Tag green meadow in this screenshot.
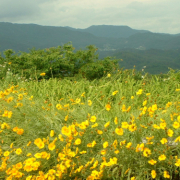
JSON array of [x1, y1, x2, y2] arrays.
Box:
[[1, 45, 180, 179]]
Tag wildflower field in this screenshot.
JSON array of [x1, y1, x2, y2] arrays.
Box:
[[1, 67, 180, 180]]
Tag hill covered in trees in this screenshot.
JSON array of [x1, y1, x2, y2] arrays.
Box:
[[0, 22, 180, 74]]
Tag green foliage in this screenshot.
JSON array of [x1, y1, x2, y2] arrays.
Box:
[[79, 57, 119, 80], [99, 48, 180, 74], [1, 67, 180, 179], [0, 43, 120, 81]]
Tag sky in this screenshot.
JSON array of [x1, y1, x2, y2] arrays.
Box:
[[0, 0, 179, 34]]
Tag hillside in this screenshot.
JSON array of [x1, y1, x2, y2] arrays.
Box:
[[1, 22, 180, 74], [65, 25, 150, 38], [1, 22, 180, 54], [99, 48, 180, 74]]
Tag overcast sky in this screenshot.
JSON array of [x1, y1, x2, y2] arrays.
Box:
[[0, 0, 179, 34]]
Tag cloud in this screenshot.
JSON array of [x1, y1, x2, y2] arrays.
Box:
[[0, 0, 179, 34]]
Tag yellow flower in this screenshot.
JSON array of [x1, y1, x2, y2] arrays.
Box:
[[103, 141, 109, 148], [112, 90, 118, 96], [48, 142, 56, 151], [120, 140, 126, 146], [7, 96, 13, 103], [160, 122, 166, 129], [101, 150, 106, 155], [87, 140, 96, 147], [113, 140, 118, 148], [16, 162, 23, 169], [128, 124, 137, 132], [90, 160, 99, 170], [40, 73, 46, 76], [56, 104, 62, 110], [91, 123, 98, 128], [50, 130, 54, 137], [174, 136, 180, 142], [173, 121, 180, 129], [143, 148, 151, 157], [92, 140, 96, 147], [131, 96, 134, 99], [34, 153, 42, 158], [167, 129, 174, 137], [64, 115, 68, 121], [10, 143, 13, 148], [75, 165, 84, 173], [41, 152, 49, 159], [175, 159, 180, 167], [148, 159, 157, 165], [74, 138, 81, 145], [125, 168, 130, 174], [121, 122, 129, 129], [107, 73, 111, 77], [4, 151, 10, 157], [75, 98, 81, 104], [137, 143, 144, 152], [34, 138, 45, 149], [104, 121, 110, 128], [16, 103, 23, 107], [88, 100, 92, 106], [126, 142, 132, 149], [26, 153, 32, 157], [61, 126, 71, 137], [114, 150, 119, 154], [143, 100, 147, 106], [26, 175, 33, 180], [114, 117, 118, 124], [18, 94, 23, 100], [2, 110, 12, 118], [158, 154, 166, 161], [166, 102, 172, 108], [79, 122, 87, 129], [81, 92, 85, 97], [58, 134, 64, 141], [160, 138, 168, 144], [16, 148, 22, 155], [153, 124, 160, 129], [17, 128, 24, 135], [164, 171, 170, 178], [80, 151, 87, 154], [176, 89, 180, 91], [151, 170, 156, 179], [131, 177, 135, 180], [136, 89, 143, 95], [115, 128, 123, 136], [177, 115, 180, 122], [105, 104, 111, 111], [90, 116, 97, 122], [121, 104, 126, 112], [97, 130, 103, 134], [152, 104, 157, 111]]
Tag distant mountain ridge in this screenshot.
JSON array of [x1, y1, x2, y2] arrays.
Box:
[[1, 22, 180, 75], [0, 22, 180, 53], [65, 25, 150, 38]]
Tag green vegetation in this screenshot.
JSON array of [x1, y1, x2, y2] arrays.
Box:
[[1, 23, 180, 75], [1, 44, 180, 179], [0, 43, 119, 81], [99, 48, 180, 74]]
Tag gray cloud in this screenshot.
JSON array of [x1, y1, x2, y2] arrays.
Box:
[[0, 0, 179, 34]]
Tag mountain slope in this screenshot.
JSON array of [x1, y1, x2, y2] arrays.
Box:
[[0, 22, 180, 54], [66, 25, 150, 38]]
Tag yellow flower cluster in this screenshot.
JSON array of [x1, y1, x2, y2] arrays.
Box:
[[1, 78, 180, 180]]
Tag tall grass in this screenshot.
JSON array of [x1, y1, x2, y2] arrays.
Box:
[[1, 68, 180, 179]]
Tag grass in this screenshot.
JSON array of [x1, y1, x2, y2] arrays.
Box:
[[1, 68, 180, 179]]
